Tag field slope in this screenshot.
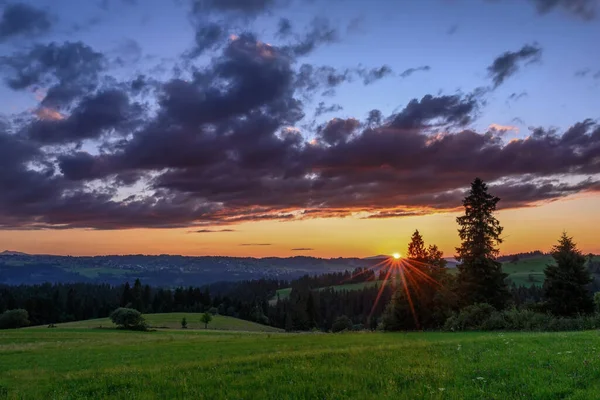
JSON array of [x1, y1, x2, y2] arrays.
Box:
[[2, 327, 600, 399], [45, 312, 283, 332]]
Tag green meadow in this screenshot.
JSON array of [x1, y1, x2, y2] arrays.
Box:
[[2, 318, 600, 399], [53, 312, 283, 332]]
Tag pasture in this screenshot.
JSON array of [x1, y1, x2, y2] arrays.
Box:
[[2, 322, 600, 399]]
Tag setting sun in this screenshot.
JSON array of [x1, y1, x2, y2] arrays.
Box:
[[392, 252, 401, 259]]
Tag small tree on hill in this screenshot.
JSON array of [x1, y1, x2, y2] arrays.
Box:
[[181, 317, 188, 329], [0, 309, 30, 329], [201, 312, 213, 329], [543, 233, 594, 316], [456, 178, 509, 309], [109, 307, 147, 331]]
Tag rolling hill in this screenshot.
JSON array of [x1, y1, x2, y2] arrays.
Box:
[[43, 313, 283, 333]]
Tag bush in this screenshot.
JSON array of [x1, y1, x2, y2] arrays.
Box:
[[444, 305, 600, 332], [109, 308, 148, 331], [0, 309, 30, 329], [208, 307, 218, 316], [443, 303, 496, 331], [331, 315, 353, 333]]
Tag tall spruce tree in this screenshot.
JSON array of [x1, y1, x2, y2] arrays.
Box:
[[456, 178, 509, 309], [407, 230, 428, 261], [543, 233, 594, 316]]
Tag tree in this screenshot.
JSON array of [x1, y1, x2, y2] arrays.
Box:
[[331, 315, 352, 332], [407, 230, 428, 261], [109, 308, 147, 331], [120, 283, 133, 307], [0, 309, 30, 329], [456, 178, 509, 309], [201, 312, 213, 329], [181, 317, 187, 329], [543, 233, 594, 316]]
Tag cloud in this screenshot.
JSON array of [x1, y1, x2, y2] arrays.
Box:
[[390, 94, 479, 131], [507, 92, 528, 102], [400, 65, 431, 78], [25, 89, 143, 144], [490, 0, 597, 20], [277, 18, 292, 38], [1, 41, 106, 108], [487, 44, 542, 88], [240, 243, 272, 246], [488, 123, 519, 133], [192, 0, 277, 16], [0, 21, 598, 231], [356, 65, 393, 84], [575, 68, 591, 77], [285, 17, 339, 57], [291, 248, 314, 251], [194, 229, 236, 233], [315, 102, 343, 117], [0, 3, 52, 41], [529, 0, 597, 20]]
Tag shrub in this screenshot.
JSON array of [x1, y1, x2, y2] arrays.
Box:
[[208, 307, 218, 316], [331, 315, 353, 333], [109, 308, 148, 331], [479, 311, 507, 330], [444, 306, 600, 332], [181, 317, 187, 329], [0, 309, 30, 329], [443, 303, 496, 331]]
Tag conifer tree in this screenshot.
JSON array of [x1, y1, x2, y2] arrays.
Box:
[[543, 233, 594, 316], [456, 178, 509, 309]]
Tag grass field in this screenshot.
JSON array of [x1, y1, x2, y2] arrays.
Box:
[[2, 326, 600, 399], [49, 313, 283, 332]]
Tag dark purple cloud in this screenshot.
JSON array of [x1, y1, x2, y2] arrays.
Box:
[[487, 44, 542, 87], [0, 3, 52, 41], [400, 65, 431, 78]]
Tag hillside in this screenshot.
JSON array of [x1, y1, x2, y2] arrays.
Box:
[[46, 313, 283, 332], [2, 328, 600, 398], [269, 254, 600, 302]]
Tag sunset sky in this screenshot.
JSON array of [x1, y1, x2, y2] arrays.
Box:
[[0, 0, 599, 257]]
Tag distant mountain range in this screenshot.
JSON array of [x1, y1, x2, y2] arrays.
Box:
[[0, 250, 29, 256]]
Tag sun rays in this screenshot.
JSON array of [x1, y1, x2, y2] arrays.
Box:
[[359, 255, 443, 328]]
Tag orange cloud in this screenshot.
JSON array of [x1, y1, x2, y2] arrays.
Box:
[[35, 107, 65, 121], [489, 123, 519, 133]]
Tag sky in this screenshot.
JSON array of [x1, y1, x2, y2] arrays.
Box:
[[0, 0, 599, 258]]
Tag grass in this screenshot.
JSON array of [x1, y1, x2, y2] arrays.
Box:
[[46, 313, 283, 332], [2, 327, 600, 399]]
